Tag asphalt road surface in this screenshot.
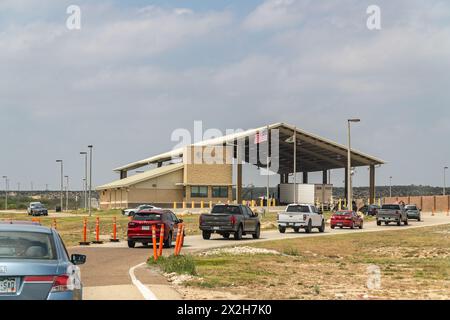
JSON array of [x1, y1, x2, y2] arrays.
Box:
[[69, 213, 450, 300]]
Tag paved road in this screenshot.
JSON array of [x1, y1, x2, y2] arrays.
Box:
[[69, 213, 450, 299]]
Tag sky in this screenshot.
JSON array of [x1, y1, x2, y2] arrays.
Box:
[[1, 0, 449, 190]]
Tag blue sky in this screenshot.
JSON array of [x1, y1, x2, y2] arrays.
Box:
[[1, 0, 450, 190]]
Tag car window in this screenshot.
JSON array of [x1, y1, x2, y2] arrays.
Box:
[[286, 205, 310, 213], [382, 205, 401, 210], [170, 212, 179, 222], [405, 206, 417, 210], [242, 206, 252, 217], [247, 207, 255, 216], [133, 213, 162, 221], [57, 233, 69, 261], [0, 231, 57, 260], [211, 205, 242, 214]]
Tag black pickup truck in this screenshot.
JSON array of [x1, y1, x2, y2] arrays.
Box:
[[199, 204, 261, 240]]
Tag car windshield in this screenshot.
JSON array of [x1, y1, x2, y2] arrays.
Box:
[[139, 205, 152, 209], [133, 213, 162, 221], [0, 231, 57, 260], [211, 205, 241, 214], [286, 205, 310, 213], [405, 206, 417, 210], [382, 205, 401, 210]]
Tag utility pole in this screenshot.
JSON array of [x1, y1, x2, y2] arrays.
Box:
[[266, 125, 270, 214], [88, 145, 93, 216], [65, 175, 69, 211], [389, 176, 393, 198], [56, 160, 64, 211], [2, 176, 8, 210], [444, 167, 448, 196], [347, 119, 360, 211], [80, 151, 88, 211]]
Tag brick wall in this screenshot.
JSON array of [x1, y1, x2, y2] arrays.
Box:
[[383, 195, 450, 212]]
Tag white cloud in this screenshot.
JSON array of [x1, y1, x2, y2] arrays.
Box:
[[243, 0, 302, 31]]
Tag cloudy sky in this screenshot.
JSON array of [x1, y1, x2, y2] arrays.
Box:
[[1, 0, 449, 190]]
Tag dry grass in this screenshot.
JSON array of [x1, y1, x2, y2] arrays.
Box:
[[176, 224, 450, 300]]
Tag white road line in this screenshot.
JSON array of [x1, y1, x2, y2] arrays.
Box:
[[129, 262, 158, 300]]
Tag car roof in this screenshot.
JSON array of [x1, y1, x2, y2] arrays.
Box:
[[0, 221, 53, 234], [287, 203, 311, 206]]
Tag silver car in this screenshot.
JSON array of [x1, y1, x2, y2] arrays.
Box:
[[0, 221, 86, 300]]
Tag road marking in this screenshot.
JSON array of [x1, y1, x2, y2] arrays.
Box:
[[129, 262, 158, 300]]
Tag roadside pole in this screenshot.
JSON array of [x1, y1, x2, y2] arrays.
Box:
[[88, 145, 93, 217]]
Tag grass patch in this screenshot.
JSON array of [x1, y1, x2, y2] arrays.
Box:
[[148, 254, 197, 276]]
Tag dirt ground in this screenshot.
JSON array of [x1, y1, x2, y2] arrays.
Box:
[[165, 224, 450, 300]]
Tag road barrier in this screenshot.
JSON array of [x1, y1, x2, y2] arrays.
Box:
[[158, 223, 165, 257], [151, 225, 158, 261], [175, 224, 185, 256], [92, 217, 103, 244], [110, 217, 120, 242], [79, 218, 90, 246], [174, 224, 182, 256], [52, 218, 57, 229]]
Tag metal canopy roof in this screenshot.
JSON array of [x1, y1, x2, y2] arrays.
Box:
[[113, 123, 385, 174]]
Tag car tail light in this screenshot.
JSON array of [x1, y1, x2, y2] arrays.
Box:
[[230, 215, 237, 225], [24, 275, 71, 292], [128, 222, 135, 228], [51, 275, 70, 292]]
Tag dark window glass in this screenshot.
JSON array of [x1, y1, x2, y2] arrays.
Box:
[[191, 186, 208, 198], [382, 205, 401, 210], [212, 186, 228, 198], [286, 205, 310, 213], [0, 231, 57, 260], [133, 213, 162, 221], [211, 205, 242, 215]]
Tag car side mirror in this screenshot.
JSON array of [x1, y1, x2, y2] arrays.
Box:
[[71, 254, 86, 265], [178, 219, 184, 223], [253, 212, 259, 217]]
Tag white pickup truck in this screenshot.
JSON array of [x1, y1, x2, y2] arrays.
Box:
[[277, 204, 325, 233]]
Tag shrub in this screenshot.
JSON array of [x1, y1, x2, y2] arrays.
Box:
[[148, 254, 197, 276]]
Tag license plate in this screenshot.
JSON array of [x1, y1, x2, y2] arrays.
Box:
[[142, 226, 150, 231], [0, 278, 16, 294], [336, 223, 343, 226], [213, 226, 220, 230]]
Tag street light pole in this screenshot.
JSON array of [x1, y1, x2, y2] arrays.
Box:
[[88, 145, 93, 216], [444, 167, 448, 196], [2, 176, 8, 210], [347, 119, 360, 211], [56, 160, 63, 211], [389, 176, 393, 198], [80, 152, 88, 211], [65, 175, 69, 211]]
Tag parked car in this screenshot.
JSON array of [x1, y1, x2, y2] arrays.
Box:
[[0, 221, 86, 300], [199, 204, 261, 240], [277, 204, 325, 234], [27, 202, 42, 215], [376, 204, 408, 226], [28, 204, 48, 216], [122, 204, 161, 217], [405, 205, 421, 221], [127, 209, 183, 248], [358, 204, 380, 216], [330, 210, 364, 229]]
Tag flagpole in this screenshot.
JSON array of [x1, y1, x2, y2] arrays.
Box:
[[294, 126, 297, 204]]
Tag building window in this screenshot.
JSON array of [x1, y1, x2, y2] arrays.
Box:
[[191, 186, 208, 198], [212, 186, 228, 198]]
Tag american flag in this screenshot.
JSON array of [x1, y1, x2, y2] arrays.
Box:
[[254, 129, 268, 144]]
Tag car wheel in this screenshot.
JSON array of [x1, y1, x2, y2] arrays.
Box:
[[404, 219, 408, 226], [385, 222, 389, 225], [293, 227, 300, 233], [252, 224, 261, 239], [319, 220, 325, 233], [164, 232, 173, 248], [279, 226, 286, 234], [359, 222, 363, 229], [377, 220, 381, 226], [127, 240, 135, 248], [305, 220, 312, 233], [222, 233, 230, 239], [397, 220, 401, 226], [234, 225, 243, 240], [418, 216, 421, 222], [202, 231, 211, 240], [331, 225, 335, 229], [350, 222, 355, 229]]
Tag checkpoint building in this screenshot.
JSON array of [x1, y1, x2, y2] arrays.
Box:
[[96, 123, 384, 209]]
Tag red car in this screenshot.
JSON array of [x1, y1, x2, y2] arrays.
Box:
[[330, 210, 364, 229], [127, 209, 184, 248]]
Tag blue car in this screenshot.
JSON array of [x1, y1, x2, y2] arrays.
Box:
[[0, 221, 86, 300]]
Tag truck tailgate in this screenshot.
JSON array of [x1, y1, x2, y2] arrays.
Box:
[[201, 214, 233, 226], [278, 213, 304, 223]]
